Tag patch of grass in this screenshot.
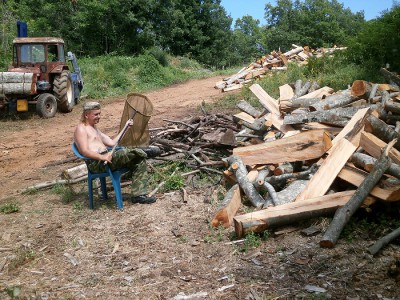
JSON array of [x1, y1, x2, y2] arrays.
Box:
[[204, 225, 227, 244], [0, 202, 19, 214], [236, 232, 262, 253], [8, 248, 36, 272], [51, 184, 76, 204]]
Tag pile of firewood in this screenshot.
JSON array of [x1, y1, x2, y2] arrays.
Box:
[[210, 67, 400, 254], [215, 44, 346, 92]]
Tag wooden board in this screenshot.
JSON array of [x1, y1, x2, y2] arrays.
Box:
[[279, 84, 294, 101], [296, 138, 357, 201], [360, 131, 400, 165], [233, 112, 256, 124], [233, 129, 332, 166], [337, 165, 400, 201], [234, 190, 355, 237], [249, 84, 280, 115]]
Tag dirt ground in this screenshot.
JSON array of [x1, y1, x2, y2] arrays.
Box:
[[1, 75, 400, 300]]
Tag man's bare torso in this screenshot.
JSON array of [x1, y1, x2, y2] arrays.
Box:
[[81, 124, 108, 153]]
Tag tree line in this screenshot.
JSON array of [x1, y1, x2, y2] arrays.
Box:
[[1, 0, 399, 72]]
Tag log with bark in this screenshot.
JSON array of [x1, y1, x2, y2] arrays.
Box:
[[223, 156, 265, 208], [320, 139, 396, 248]]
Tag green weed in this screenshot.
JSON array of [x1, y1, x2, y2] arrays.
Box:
[[0, 202, 19, 214], [52, 184, 76, 204]]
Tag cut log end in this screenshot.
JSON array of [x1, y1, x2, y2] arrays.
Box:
[[320, 239, 335, 248]]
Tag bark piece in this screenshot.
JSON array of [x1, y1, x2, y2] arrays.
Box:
[[320, 141, 394, 248], [233, 130, 332, 166]]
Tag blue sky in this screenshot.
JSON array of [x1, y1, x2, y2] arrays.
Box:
[[220, 0, 395, 25]]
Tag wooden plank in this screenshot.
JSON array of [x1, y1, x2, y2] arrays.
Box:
[[233, 112, 255, 124], [211, 184, 242, 228], [234, 190, 355, 238], [296, 138, 357, 201], [244, 68, 266, 80], [331, 107, 370, 146], [249, 84, 280, 115], [265, 112, 295, 133], [279, 84, 294, 101], [223, 83, 243, 92], [233, 129, 332, 166], [337, 165, 400, 201], [359, 131, 400, 165]]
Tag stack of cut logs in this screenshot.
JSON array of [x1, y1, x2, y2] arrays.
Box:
[[215, 44, 347, 92], [211, 67, 400, 253]]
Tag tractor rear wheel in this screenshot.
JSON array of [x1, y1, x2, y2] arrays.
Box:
[[54, 70, 74, 113], [36, 93, 57, 118]]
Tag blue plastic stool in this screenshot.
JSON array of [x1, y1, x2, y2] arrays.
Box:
[[72, 143, 130, 209]]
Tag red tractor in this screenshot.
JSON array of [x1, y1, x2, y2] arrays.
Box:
[[0, 22, 83, 118]]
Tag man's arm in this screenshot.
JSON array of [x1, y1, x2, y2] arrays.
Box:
[[74, 124, 112, 163]]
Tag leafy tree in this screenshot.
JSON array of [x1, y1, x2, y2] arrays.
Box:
[[263, 0, 365, 52], [232, 15, 264, 65], [346, 4, 400, 72]]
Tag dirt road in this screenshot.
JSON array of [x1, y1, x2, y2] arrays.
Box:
[[0, 75, 226, 199]]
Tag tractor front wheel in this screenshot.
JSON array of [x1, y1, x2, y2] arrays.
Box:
[[54, 70, 74, 113], [36, 93, 57, 118]]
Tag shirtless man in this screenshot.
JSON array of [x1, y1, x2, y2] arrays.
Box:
[[74, 101, 156, 204]]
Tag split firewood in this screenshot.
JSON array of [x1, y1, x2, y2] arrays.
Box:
[[233, 190, 357, 238], [337, 165, 400, 201], [296, 138, 357, 202], [211, 184, 242, 228], [367, 226, 400, 255], [223, 156, 264, 208], [331, 107, 371, 147], [320, 139, 396, 248], [279, 84, 294, 101], [359, 131, 400, 165], [296, 86, 334, 99], [249, 84, 280, 116], [233, 129, 332, 166]]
